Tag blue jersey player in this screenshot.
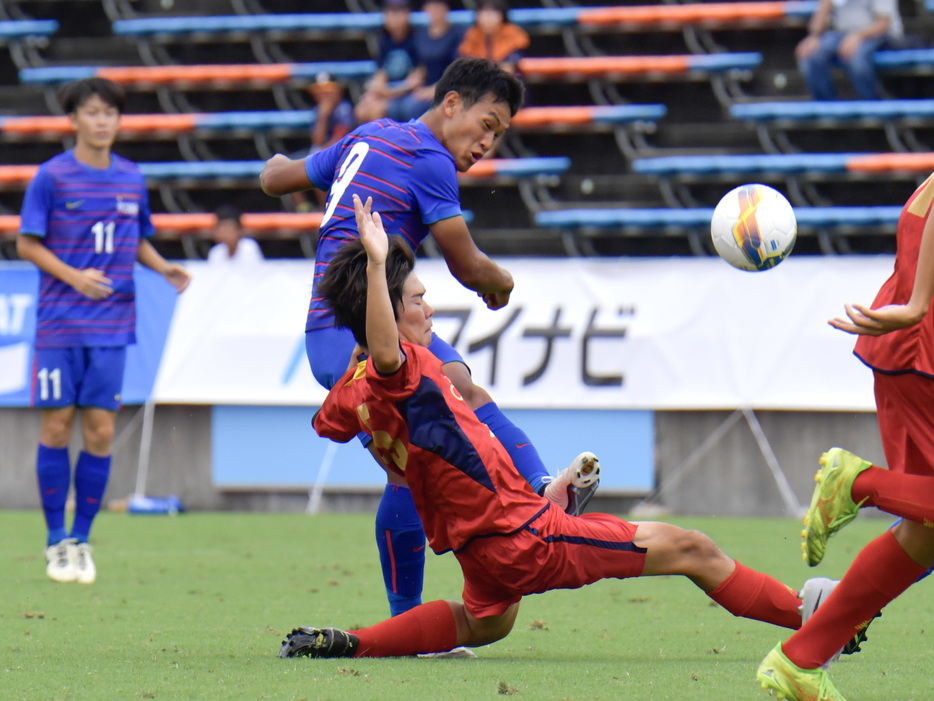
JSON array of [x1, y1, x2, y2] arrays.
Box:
[[261, 58, 597, 630], [17, 78, 191, 584]]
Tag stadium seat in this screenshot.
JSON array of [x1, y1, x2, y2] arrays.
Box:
[[519, 53, 762, 82], [874, 48, 934, 72], [575, 1, 816, 28], [0, 19, 58, 41], [510, 104, 667, 131], [730, 99, 934, 123], [632, 152, 934, 176]]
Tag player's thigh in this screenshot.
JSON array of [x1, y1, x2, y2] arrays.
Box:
[[31, 347, 79, 409], [892, 518, 934, 570], [875, 372, 934, 476], [305, 327, 357, 390], [463, 602, 519, 646], [77, 347, 125, 412]]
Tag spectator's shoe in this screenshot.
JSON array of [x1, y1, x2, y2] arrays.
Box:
[[543, 452, 600, 515], [757, 643, 846, 701], [802, 448, 871, 567], [75, 542, 96, 584], [279, 627, 359, 658], [45, 538, 78, 583], [417, 646, 478, 659]]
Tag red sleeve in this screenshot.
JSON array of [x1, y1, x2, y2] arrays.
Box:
[[313, 372, 363, 443], [364, 343, 422, 401]]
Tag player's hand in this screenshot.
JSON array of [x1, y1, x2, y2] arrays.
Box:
[[353, 194, 388, 265], [829, 302, 927, 336], [479, 290, 511, 310], [163, 263, 192, 293], [72, 268, 113, 299]]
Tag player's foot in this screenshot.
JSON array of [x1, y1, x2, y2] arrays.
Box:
[[45, 538, 78, 583], [279, 627, 359, 658], [74, 542, 96, 584], [543, 452, 600, 516], [757, 643, 847, 701], [417, 646, 478, 659], [801, 448, 871, 567]]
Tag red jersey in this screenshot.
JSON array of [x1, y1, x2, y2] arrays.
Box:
[[313, 342, 548, 555], [856, 174, 934, 377]]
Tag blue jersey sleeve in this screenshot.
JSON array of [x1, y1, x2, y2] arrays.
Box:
[[139, 180, 155, 239], [305, 139, 343, 192], [19, 166, 53, 237], [410, 149, 462, 225]]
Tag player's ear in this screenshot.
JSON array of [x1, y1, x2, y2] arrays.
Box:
[[441, 91, 461, 118]]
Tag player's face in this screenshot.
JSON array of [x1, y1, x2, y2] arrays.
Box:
[[396, 273, 434, 347], [70, 94, 120, 151], [443, 93, 511, 173]]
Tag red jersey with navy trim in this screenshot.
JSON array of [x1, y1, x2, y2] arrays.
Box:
[[856, 174, 934, 377], [313, 342, 548, 554]]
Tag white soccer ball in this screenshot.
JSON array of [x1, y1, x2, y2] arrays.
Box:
[[710, 183, 797, 271]]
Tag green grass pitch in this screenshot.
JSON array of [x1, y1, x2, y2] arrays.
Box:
[[2, 509, 932, 700]]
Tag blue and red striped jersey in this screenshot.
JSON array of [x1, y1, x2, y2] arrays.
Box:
[[19, 150, 154, 348], [304, 119, 463, 332]]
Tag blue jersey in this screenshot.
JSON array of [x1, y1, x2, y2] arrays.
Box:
[[19, 150, 154, 349], [304, 118, 462, 331]]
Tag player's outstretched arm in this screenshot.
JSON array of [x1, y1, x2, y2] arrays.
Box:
[[260, 154, 314, 196], [830, 207, 934, 335], [16, 233, 113, 299], [430, 216, 514, 310], [137, 239, 191, 293], [355, 194, 403, 375]]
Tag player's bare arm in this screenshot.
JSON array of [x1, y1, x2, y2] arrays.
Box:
[[355, 195, 403, 374], [137, 238, 191, 293], [430, 216, 513, 310], [831, 208, 934, 335], [260, 154, 313, 196], [16, 233, 113, 300]]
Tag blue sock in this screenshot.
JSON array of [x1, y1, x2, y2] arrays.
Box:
[[71, 451, 111, 543], [375, 484, 426, 617], [37, 444, 71, 546], [474, 401, 550, 493]]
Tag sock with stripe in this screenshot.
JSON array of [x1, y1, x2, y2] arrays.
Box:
[[374, 484, 426, 616], [351, 599, 458, 657], [783, 529, 926, 668], [707, 561, 803, 629], [71, 451, 111, 543], [36, 444, 71, 546], [474, 401, 550, 493]]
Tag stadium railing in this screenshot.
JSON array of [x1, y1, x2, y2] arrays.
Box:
[[518, 53, 763, 82]]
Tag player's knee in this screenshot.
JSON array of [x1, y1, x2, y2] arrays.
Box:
[[83, 421, 115, 453], [469, 616, 513, 646], [40, 412, 74, 447], [672, 528, 723, 568]]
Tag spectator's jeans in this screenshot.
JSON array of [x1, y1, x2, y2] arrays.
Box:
[[799, 30, 890, 100]]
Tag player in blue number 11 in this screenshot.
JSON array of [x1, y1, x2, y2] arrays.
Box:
[[261, 58, 599, 639], [17, 78, 190, 584]]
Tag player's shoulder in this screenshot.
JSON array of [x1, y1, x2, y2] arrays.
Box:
[[355, 120, 450, 159], [111, 153, 143, 175]]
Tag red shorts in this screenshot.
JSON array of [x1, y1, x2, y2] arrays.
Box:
[[874, 371, 934, 477], [455, 506, 646, 618]]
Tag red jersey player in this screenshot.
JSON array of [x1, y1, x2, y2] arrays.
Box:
[[279, 194, 848, 660], [757, 174, 934, 701]]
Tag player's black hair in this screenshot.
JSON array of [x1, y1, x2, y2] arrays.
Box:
[[318, 236, 416, 348], [430, 57, 524, 116], [59, 77, 126, 115], [215, 204, 242, 224]]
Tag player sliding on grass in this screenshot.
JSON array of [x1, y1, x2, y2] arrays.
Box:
[[278, 195, 865, 660], [261, 57, 596, 626], [757, 174, 934, 701]]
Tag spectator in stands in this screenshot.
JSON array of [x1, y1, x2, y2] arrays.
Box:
[[207, 205, 263, 265], [391, 0, 464, 121], [355, 0, 424, 124], [796, 0, 903, 100], [458, 0, 529, 76]]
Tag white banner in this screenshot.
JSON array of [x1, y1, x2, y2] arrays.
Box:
[[154, 256, 895, 411]]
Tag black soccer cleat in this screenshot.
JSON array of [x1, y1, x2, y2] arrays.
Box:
[[279, 626, 360, 659], [841, 611, 881, 656]]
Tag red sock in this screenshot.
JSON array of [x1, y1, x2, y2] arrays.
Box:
[[852, 466, 934, 526], [784, 530, 926, 668], [350, 599, 458, 657], [707, 561, 802, 629]]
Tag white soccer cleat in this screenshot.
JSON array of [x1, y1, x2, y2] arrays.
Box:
[[45, 538, 78, 583], [74, 542, 96, 584], [543, 452, 601, 515], [417, 646, 479, 659]]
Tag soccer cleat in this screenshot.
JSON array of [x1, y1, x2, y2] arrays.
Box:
[[757, 643, 847, 701], [417, 646, 479, 659], [802, 448, 871, 567], [543, 452, 600, 516], [279, 627, 359, 659], [45, 538, 78, 583], [74, 542, 96, 584]]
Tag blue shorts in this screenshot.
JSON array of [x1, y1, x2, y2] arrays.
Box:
[[31, 346, 126, 411], [305, 327, 467, 391]]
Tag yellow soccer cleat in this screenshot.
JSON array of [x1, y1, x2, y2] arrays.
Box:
[[802, 448, 871, 567], [757, 643, 847, 701]]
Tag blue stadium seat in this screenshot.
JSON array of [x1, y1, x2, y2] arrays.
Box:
[[633, 153, 861, 175], [0, 19, 58, 40], [730, 99, 934, 122]]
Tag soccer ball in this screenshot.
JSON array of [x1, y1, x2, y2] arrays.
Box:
[[710, 184, 797, 271]]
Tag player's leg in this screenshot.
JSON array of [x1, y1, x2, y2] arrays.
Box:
[[33, 347, 79, 582]]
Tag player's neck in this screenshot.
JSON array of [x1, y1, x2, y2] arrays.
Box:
[[72, 142, 113, 170]]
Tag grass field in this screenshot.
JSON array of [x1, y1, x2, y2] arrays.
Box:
[[2, 509, 931, 701]]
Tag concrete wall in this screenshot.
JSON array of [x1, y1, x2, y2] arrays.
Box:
[[0, 406, 886, 517]]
